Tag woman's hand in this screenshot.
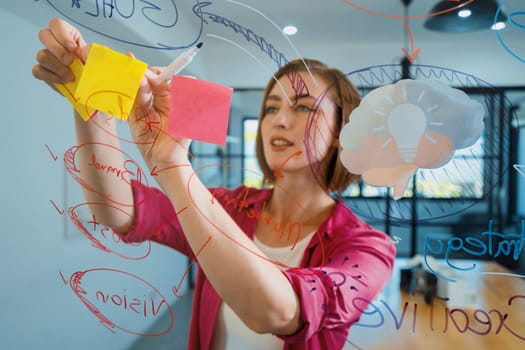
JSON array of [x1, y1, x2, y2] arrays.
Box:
[[128, 68, 193, 174], [33, 18, 192, 176], [32, 18, 88, 91]]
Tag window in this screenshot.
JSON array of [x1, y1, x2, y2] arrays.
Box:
[[343, 92, 488, 200], [242, 118, 263, 188]]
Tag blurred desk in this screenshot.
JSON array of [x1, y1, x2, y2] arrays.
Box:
[[346, 259, 525, 350]]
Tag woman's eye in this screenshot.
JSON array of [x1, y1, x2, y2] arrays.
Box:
[[297, 105, 314, 112], [264, 106, 278, 114]]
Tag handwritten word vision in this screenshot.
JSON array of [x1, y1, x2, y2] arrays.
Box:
[[424, 220, 525, 281], [69, 268, 173, 335]]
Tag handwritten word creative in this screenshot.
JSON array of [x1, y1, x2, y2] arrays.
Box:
[[423, 220, 525, 281], [350, 294, 525, 344], [69, 268, 173, 335]]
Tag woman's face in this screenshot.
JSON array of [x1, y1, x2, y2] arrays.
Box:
[[260, 71, 339, 179]]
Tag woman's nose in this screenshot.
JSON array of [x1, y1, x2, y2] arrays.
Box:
[[272, 108, 291, 129]]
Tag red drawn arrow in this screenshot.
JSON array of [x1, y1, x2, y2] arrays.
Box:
[[273, 150, 303, 178], [45, 144, 58, 161], [172, 236, 212, 298], [58, 270, 69, 285], [150, 163, 191, 176], [49, 199, 65, 215], [59, 82, 80, 102], [401, 20, 421, 63]]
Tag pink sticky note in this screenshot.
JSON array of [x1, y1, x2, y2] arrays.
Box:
[[168, 76, 233, 145]]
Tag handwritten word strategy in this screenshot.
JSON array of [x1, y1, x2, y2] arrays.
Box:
[[424, 220, 525, 281]]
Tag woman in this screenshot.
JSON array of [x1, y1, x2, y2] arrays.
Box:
[[33, 18, 395, 350]]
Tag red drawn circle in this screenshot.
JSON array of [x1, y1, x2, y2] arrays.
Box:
[[69, 268, 174, 336], [69, 202, 152, 260], [64, 142, 148, 207], [340, 0, 474, 19]]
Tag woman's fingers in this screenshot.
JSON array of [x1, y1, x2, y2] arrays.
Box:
[[34, 19, 87, 87], [33, 48, 74, 84], [47, 18, 86, 61]]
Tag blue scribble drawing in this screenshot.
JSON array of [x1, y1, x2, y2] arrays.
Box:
[[495, 0, 525, 64], [193, 1, 288, 67]]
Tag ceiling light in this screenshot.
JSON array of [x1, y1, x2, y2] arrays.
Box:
[[282, 25, 298, 35], [491, 21, 506, 30], [458, 9, 472, 18], [424, 0, 507, 33]]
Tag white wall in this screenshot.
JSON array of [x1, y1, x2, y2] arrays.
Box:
[[0, 8, 191, 350]]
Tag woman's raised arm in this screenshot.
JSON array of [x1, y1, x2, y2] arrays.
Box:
[[33, 18, 136, 231]]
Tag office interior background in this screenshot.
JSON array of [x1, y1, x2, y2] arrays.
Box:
[[1, 1, 524, 349]]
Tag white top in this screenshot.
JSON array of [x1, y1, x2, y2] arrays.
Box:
[[210, 232, 316, 350]]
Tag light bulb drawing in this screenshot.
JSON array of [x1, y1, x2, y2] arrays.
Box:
[[386, 103, 427, 163], [339, 79, 485, 199]]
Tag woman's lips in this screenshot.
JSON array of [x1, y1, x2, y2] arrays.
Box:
[[270, 137, 294, 150]]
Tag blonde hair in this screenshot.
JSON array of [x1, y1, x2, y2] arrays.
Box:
[[255, 58, 361, 193]]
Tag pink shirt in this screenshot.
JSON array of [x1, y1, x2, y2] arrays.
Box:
[[122, 181, 396, 350]]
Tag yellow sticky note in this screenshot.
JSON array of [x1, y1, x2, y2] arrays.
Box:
[[56, 44, 147, 121], [55, 57, 96, 121], [75, 43, 147, 120]]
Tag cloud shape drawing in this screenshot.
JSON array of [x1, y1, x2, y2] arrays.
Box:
[[340, 79, 485, 199]]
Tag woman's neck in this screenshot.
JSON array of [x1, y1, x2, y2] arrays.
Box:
[[254, 178, 335, 247]]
